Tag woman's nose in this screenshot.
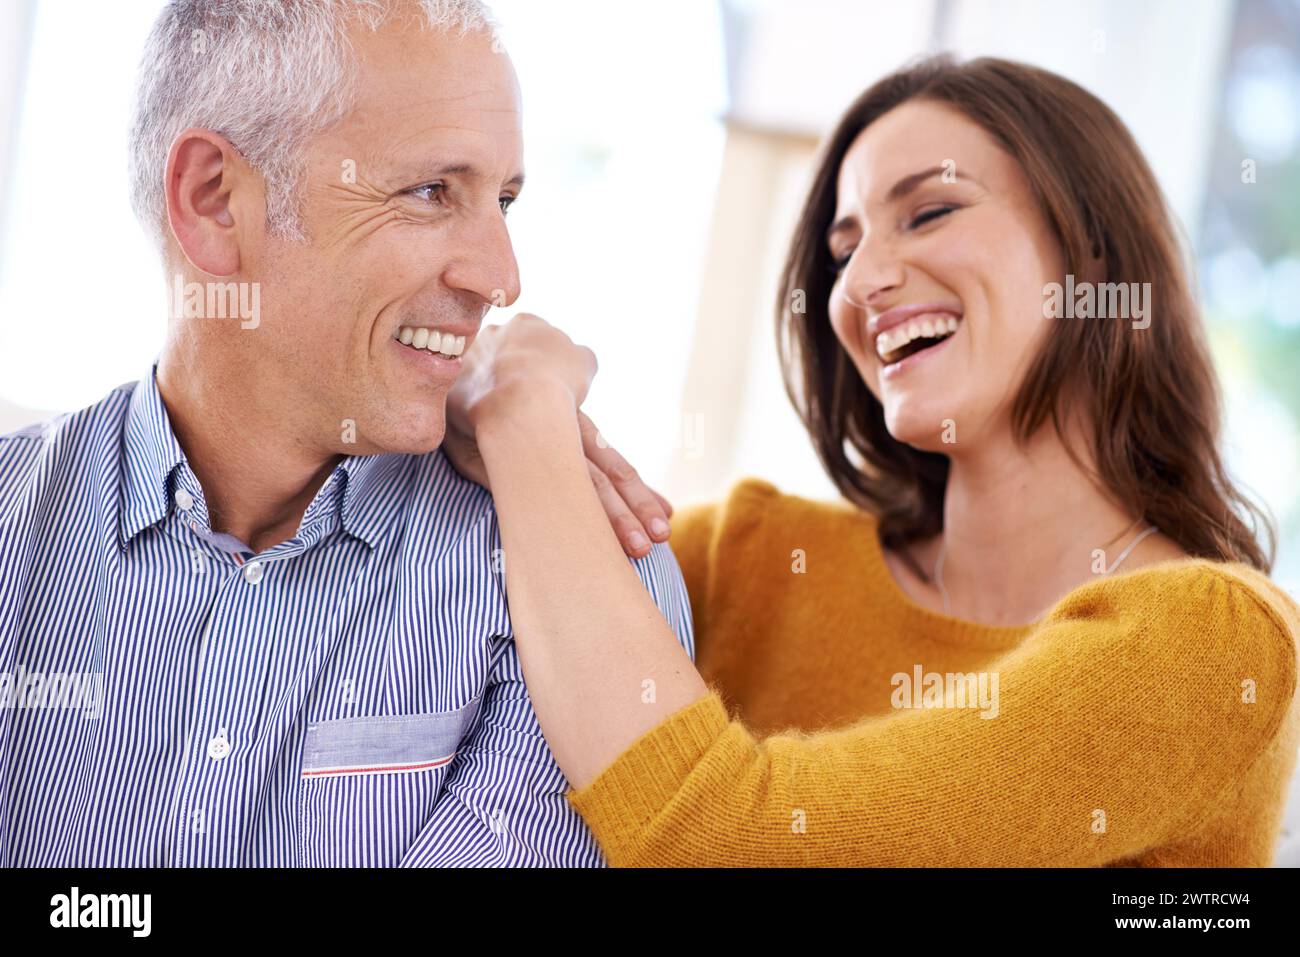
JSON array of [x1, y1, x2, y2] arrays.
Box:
[[840, 238, 905, 309]]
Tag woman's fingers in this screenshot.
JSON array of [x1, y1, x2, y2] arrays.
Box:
[[577, 412, 672, 548], [651, 488, 675, 519], [441, 428, 490, 490], [587, 460, 654, 558]]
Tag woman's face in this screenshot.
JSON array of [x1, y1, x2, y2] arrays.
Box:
[[827, 99, 1065, 452]]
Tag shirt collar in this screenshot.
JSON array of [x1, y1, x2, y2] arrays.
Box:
[[119, 362, 188, 549], [333, 452, 408, 550], [119, 362, 408, 552]]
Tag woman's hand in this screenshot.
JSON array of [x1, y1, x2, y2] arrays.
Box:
[[450, 313, 597, 428], [445, 313, 674, 557]]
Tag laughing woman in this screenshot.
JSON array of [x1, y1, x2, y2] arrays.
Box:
[[445, 56, 1300, 866]]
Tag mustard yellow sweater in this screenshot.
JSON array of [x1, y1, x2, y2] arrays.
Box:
[[566, 478, 1300, 866]]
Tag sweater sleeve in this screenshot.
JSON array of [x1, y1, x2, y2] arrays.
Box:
[[565, 564, 1299, 866]]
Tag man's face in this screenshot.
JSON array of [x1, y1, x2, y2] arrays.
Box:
[[247, 18, 523, 457]]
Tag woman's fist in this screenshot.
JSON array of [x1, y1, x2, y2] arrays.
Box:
[[450, 313, 597, 430]]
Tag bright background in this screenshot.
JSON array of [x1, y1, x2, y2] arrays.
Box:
[[1, 0, 1298, 857]]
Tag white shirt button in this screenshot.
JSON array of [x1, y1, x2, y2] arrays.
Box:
[[207, 728, 231, 761], [242, 561, 264, 584], [175, 488, 194, 511]]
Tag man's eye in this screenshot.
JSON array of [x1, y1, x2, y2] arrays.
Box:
[[406, 183, 446, 204], [499, 195, 516, 215], [909, 205, 957, 229]]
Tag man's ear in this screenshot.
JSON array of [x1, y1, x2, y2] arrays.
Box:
[[164, 128, 258, 277]]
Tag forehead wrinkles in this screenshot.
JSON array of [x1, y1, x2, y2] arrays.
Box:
[[390, 108, 522, 143], [330, 102, 522, 175], [342, 84, 523, 153], [357, 80, 521, 113]]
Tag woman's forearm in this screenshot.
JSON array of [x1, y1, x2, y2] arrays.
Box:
[[475, 384, 709, 789]]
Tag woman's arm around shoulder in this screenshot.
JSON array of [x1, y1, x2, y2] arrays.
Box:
[[567, 560, 1299, 866]]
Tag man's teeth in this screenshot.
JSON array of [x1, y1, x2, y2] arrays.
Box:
[[397, 325, 466, 358], [875, 314, 961, 361]]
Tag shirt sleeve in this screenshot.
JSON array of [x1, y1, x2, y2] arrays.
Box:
[[668, 478, 776, 660], [402, 541, 696, 866], [566, 564, 1299, 866], [666, 501, 717, 653]]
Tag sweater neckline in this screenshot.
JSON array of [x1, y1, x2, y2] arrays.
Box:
[[857, 512, 1037, 650]]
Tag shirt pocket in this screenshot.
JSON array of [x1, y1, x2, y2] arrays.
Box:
[[298, 697, 482, 866]]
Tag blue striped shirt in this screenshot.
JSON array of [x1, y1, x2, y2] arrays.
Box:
[[0, 363, 695, 866]]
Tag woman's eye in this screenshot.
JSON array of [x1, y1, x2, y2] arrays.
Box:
[[827, 247, 855, 274], [499, 195, 516, 215], [908, 205, 957, 229]]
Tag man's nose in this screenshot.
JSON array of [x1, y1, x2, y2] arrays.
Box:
[[443, 206, 521, 309]]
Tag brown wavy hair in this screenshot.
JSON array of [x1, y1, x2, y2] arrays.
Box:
[[776, 54, 1274, 571]]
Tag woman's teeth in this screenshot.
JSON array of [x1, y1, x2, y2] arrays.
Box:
[[875, 314, 961, 363], [397, 325, 466, 358]]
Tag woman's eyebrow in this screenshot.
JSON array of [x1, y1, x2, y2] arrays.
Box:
[[888, 165, 945, 199], [827, 165, 981, 242]]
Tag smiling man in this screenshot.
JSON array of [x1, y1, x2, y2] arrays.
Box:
[[0, 0, 692, 866]]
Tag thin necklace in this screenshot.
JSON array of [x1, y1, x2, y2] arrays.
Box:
[[932, 523, 1161, 617]]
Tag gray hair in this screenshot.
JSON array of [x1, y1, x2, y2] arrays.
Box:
[[128, 0, 494, 250]]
